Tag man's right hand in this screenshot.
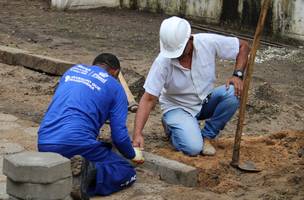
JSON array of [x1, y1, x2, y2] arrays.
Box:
[[132, 134, 144, 149], [132, 147, 145, 164]]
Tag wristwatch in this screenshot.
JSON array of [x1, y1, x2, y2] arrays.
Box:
[[233, 70, 244, 80]]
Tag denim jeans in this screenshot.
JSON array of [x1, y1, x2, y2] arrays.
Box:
[[162, 85, 239, 156]]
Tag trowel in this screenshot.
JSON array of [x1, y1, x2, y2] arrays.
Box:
[[230, 0, 271, 172]]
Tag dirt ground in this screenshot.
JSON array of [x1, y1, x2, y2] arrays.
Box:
[[0, 0, 303, 199]]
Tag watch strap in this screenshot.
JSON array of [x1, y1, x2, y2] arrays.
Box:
[[233, 70, 244, 80]]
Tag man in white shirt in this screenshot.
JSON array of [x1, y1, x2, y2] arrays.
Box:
[[133, 16, 250, 156]]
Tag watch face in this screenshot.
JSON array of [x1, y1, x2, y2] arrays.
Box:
[[237, 71, 243, 76]]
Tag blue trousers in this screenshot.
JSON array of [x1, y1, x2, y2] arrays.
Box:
[[162, 85, 239, 156], [38, 142, 136, 196]]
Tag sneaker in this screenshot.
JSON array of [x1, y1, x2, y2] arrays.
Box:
[[70, 155, 93, 200], [202, 139, 216, 156]]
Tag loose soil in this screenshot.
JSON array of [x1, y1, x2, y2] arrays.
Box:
[[0, 0, 303, 199]]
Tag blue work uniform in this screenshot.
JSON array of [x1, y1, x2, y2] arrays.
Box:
[[38, 64, 136, 196]]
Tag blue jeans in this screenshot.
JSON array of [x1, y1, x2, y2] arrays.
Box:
[[162, 85, 239, 156]]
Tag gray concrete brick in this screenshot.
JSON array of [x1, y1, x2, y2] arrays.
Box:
[[0, 173, 6, 182], [0, 46, 145, 90], [0, 45, 73, 76], [8, 195, 21, 200], [23, 127, 39, 136], [0, 143, 25, 182], [0, 46, 145, 99], [9, 195, 72, 200], [6, 178, 72, 200], [0, 113, 18, 122], [0, 143, 24, 155], [0, 182, 9, 200], [0, 122, 21, 131], [16, 53, 73, 75], [3, 152, 71, 183], [0, 46, 27, 65], [142, 151, 198, 187]]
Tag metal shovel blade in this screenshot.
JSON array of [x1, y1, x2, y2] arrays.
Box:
[[236, 160, 261, 172]]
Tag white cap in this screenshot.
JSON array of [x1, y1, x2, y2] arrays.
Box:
[[159, 16, 191, 58]]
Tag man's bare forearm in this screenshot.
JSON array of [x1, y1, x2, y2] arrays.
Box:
[[235, 39, 250, 71], [134, 92, 157, 137]]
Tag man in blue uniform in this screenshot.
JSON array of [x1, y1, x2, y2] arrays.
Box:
[[38, 53, 136, 199]]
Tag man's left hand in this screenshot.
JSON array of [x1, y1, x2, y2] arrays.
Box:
[[225, 76, 243, 98]]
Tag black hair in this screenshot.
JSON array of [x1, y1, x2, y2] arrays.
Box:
[[92, 53, 120, 70]]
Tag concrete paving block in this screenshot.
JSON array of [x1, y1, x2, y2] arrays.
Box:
[[16, 53, 74, 75], [0, 157, 3, 178], [0, 144, 24, 179], [6, 177, 72, 200], [9, 195, 72, 200], [0, 113, 18, 122], [0, 143, 24, 155], [8, 196, 21, 200], [0, 122, 21, 132], [0, 46, 144, 98], [0, 174, 7, 182], [0, 45, 74, 76], [0, 182, 9, 200], [129, 194, 164, 200], [24, 127, 39, 136], [142, 151, 198, 187], [0, 46, 27, 65], [3, 152, 71, 183]]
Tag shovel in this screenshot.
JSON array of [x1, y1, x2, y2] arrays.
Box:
[[230, 0, 271, 172]]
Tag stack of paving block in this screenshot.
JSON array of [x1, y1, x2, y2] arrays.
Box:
[[3, 151, 72, 200]]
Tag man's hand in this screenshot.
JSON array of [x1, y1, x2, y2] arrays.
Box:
[[228, 39, 249, 98], [225, 76, 243, 98], [132, 134, 144, 149], [132, 147, 145, 164]]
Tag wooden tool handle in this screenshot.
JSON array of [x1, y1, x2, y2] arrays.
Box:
[[118, 72, 138, 113], [231, 0, 271, 167]]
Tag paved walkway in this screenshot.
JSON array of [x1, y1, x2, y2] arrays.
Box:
[[0, 112, 230, 200]]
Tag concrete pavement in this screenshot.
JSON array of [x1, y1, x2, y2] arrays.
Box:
[[0, 111, 233, 200]]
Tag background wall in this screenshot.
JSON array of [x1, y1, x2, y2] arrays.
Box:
[[272, 0, 304, 40], [51, 0, 304, 41]]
